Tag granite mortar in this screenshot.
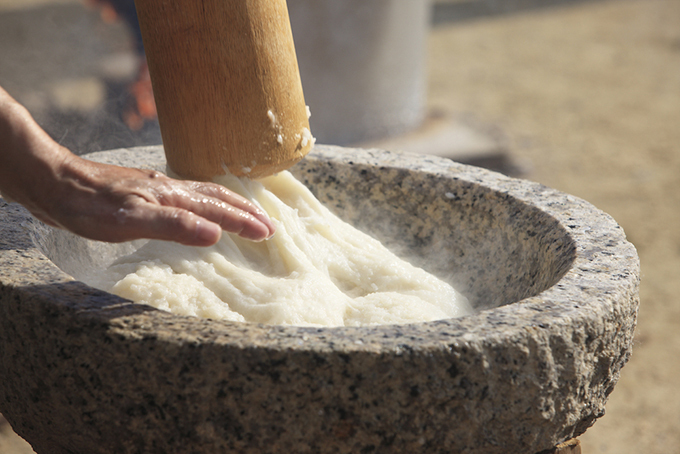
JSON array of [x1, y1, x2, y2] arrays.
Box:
[[0, 145, 639, 454]]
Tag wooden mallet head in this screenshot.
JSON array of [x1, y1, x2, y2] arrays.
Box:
[[134, 0, 313, 180]]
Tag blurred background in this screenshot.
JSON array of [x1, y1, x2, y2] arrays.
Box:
[[1, 0, 678, 452]]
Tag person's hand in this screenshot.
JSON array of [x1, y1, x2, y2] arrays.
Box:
[[33, 155, 276, 246], [1, 86, 275, 246]]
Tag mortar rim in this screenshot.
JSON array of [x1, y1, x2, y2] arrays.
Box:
[[1, 145, 639, 355]]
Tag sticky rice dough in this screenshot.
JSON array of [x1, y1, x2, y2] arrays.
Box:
[[91, 171, 472, 327]]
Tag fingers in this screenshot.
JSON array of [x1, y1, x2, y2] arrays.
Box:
[[115, 206, 225, 246], [171, 200, 274, 244], [73, 206, 222, 246], [107, 193, 274, 247], [182, 182, 276, 237], [141, 177, 276, 243], [75, 202, 269, 247]]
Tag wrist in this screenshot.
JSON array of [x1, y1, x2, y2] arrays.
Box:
[[0, 92, 75, 222]]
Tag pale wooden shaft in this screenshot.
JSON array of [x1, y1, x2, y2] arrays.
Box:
[[135, 0, 312, 180]]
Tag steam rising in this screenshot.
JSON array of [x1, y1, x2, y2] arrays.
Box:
[[0, 1, 160, 155]]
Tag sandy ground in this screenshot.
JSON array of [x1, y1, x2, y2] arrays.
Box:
[[1, 0, 679, 453], [427, 0, 680, 452]]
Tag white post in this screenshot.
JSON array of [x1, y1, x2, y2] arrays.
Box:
[[288, 0, 430, 145]]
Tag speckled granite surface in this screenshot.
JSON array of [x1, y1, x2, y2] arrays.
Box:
[[0, 145, 639, 454]]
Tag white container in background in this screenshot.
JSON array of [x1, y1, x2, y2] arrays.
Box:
[[288, 0, 430, 145]]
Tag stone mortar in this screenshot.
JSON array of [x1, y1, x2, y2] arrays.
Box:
[[0, 145, 639, 454]]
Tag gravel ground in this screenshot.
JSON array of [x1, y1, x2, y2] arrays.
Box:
[[2, 0, 679, 452]]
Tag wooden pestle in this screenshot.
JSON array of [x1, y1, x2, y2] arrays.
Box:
[[134, 0, 312, 180]]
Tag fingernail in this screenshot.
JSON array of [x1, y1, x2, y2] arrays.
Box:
[[194, 220, 222, 245], [243, 218, 275, 242], [253, 213, 276, 238], [260, 214, 276, 233], [265, 221, 276, 239]]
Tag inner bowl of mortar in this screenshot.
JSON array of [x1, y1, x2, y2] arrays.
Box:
[[0, 145, 639, 454]]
